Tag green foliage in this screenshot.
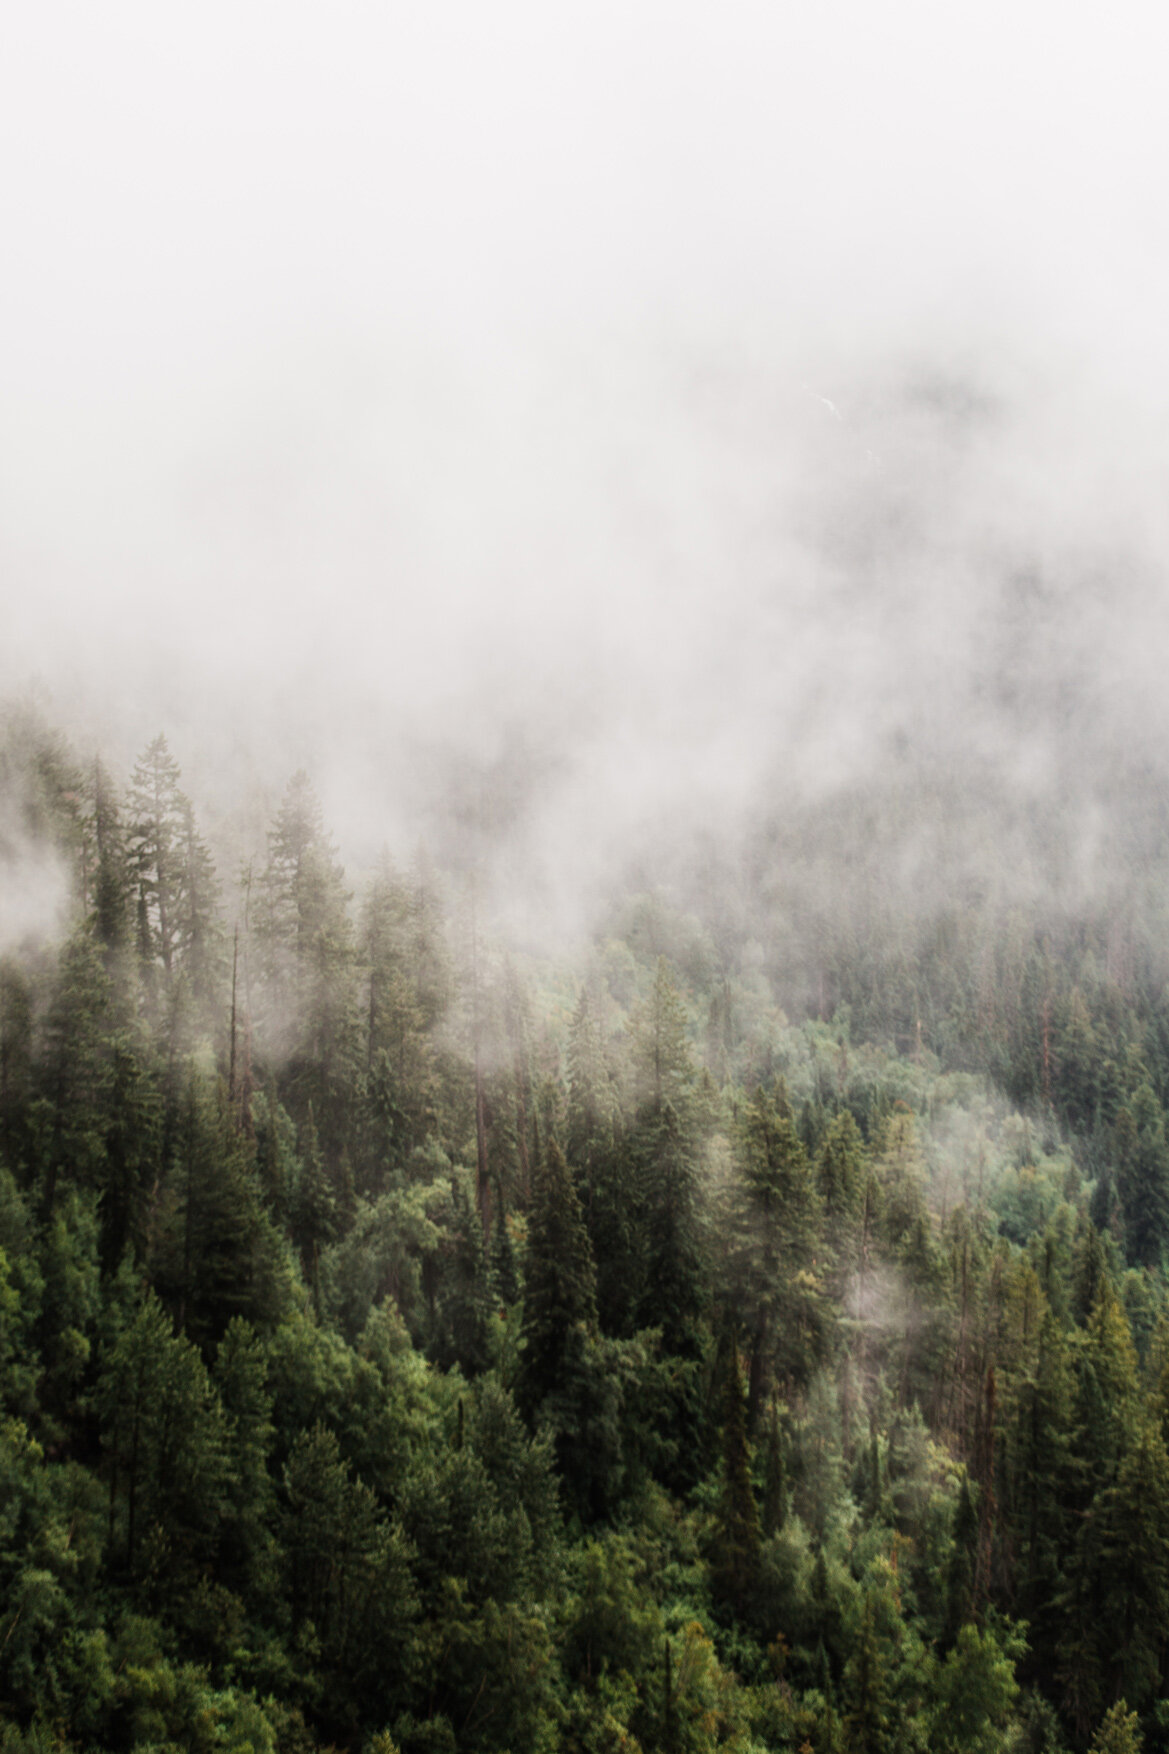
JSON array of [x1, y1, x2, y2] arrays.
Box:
[[931, 1621, 1022, 1754], [150, 1074, 294, 1345], [1089, 1701, 1144, 1754], [517, 1138, 598, 1421], [282, 1422, 417, 1724], [710, 1341, 759, 1616], [727, 1085, 826, 1406], [19, 711, 1169, 1754], [97, 1277, 233, 1592], [1114, 1086, 1169, 1268]]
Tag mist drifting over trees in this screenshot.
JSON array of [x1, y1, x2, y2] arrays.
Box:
[[4, 4, 1169, 1753]]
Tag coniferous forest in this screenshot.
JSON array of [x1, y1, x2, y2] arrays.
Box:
[[5, 702, 1169, 1754]]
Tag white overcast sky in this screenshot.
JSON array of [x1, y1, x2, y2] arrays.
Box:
[[3, 0, 1169, 897]]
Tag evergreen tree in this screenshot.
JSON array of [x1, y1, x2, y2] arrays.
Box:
[[816, 1109, 866, 1292], [172, 794, 223, 1024], [37, 925, 119, 1213], [567, 981, 618, 1176], [433, 1175, 494, 1376], [729, 1084, 824, 1418], [711, 1338, 760, 1615], [844, 1592, 894, 1754], [291, 1105, 336, 1309], [1088, 1702, 1143, 1754], [361, 855, 439, 1180], [1098, 1421, 1169, 1708], [566, 980, 629, 1326], [1071, 1214, 1110, 1324], [97, 1278, 233, 1591], [931, 1622, 1022, 1754], [152, 1075, 291, 1346], [282, 1422, 417, 1727], [0, 960, 33, 1171], [944, 1474, 979, 1641], [90, 758, 132, 961], [1006, 1310, 1075, 1668], [517, 1139, 598, 1421], [126, 735, 186, 984], [631, 958, 695, 1112], [256, 772, 359, 1155], [761, 1397, 786, 1537], [1057, 1284, 1141, 1737], [213, 1315, 278, 1603], [1113, 1085, 1169, 1268], [490, 1202, 520, 1305], [97, 1035, 159, 1271], [635, 1099, 707, 1356]]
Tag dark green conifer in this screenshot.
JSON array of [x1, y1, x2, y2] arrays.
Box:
[[712, 1337, 760, 1615], [517, 1138, 598, 1421], [729, 1084, 823, 1418], [91, 758, 131, 960], [636, 1099, 706, 1356], [490, 1198, 520, 1305], [434, 1175, 494, 1376], [945, 1474, 979, 1641], [761, 1398, 786, 1537], [844, 1592, 894, 1754], [1088, 1702, 1143, 1754], [1114, 1086, 1169, 1268], [292, 1105, 336, 1308]]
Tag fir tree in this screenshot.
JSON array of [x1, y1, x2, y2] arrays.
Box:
[[517, 1138, 597, 1421], [91, 758, 131, 961], [1114, 1086, 1169, 1268], [434, 1175, 494, 1376], [256, 772, 359, 1154], [291, 1105, 337, 1309], [635, 1099, 707, 1356], [729, 1083, 823, 1417], [1089, 1701, 1143, 1754], [631, 958, 695, 1113], [761, 1397, 786, 1537], [711, 1338, 760, 1615], [126, 734, 186, 983], [844, 1592, 894, 1754]]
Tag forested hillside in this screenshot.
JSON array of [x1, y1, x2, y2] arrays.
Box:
[[2, 702, 1169, 1754]]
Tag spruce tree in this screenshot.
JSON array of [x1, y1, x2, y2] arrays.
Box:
[[91, 758, 131, 961], [257, 771, 359, 1153], [126, 734, 186, 982], [361, 855, 437, 1177], [636, 1098, 706, 1355], [631, 958, 695, 1113], [816, 1109, 866, 1292], [1114, 1086, 1169, 1268], [711, 1338, 760, 1615], [434, 1176, 494, 1377], [844, 1592, 894, 1754], [761, 1398, 786, 1537], [291, 1105, 337, 1309], [729, 1084, 823, 1416], [1098, 1421, 1169, 1708], [1089, 1701, 1143, 1754], [516, 1138, 598, 1421], [567, 981, 617, 1175]]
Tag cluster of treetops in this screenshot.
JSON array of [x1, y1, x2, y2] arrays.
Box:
[[2, 704, 1169, 1754]]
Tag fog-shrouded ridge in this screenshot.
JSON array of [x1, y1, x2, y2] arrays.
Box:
[[4, 0, 1169, 953], [8, 340, 1169, 954]]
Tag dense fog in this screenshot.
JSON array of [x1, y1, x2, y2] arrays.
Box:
[[5, 1, 1169, 950]]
